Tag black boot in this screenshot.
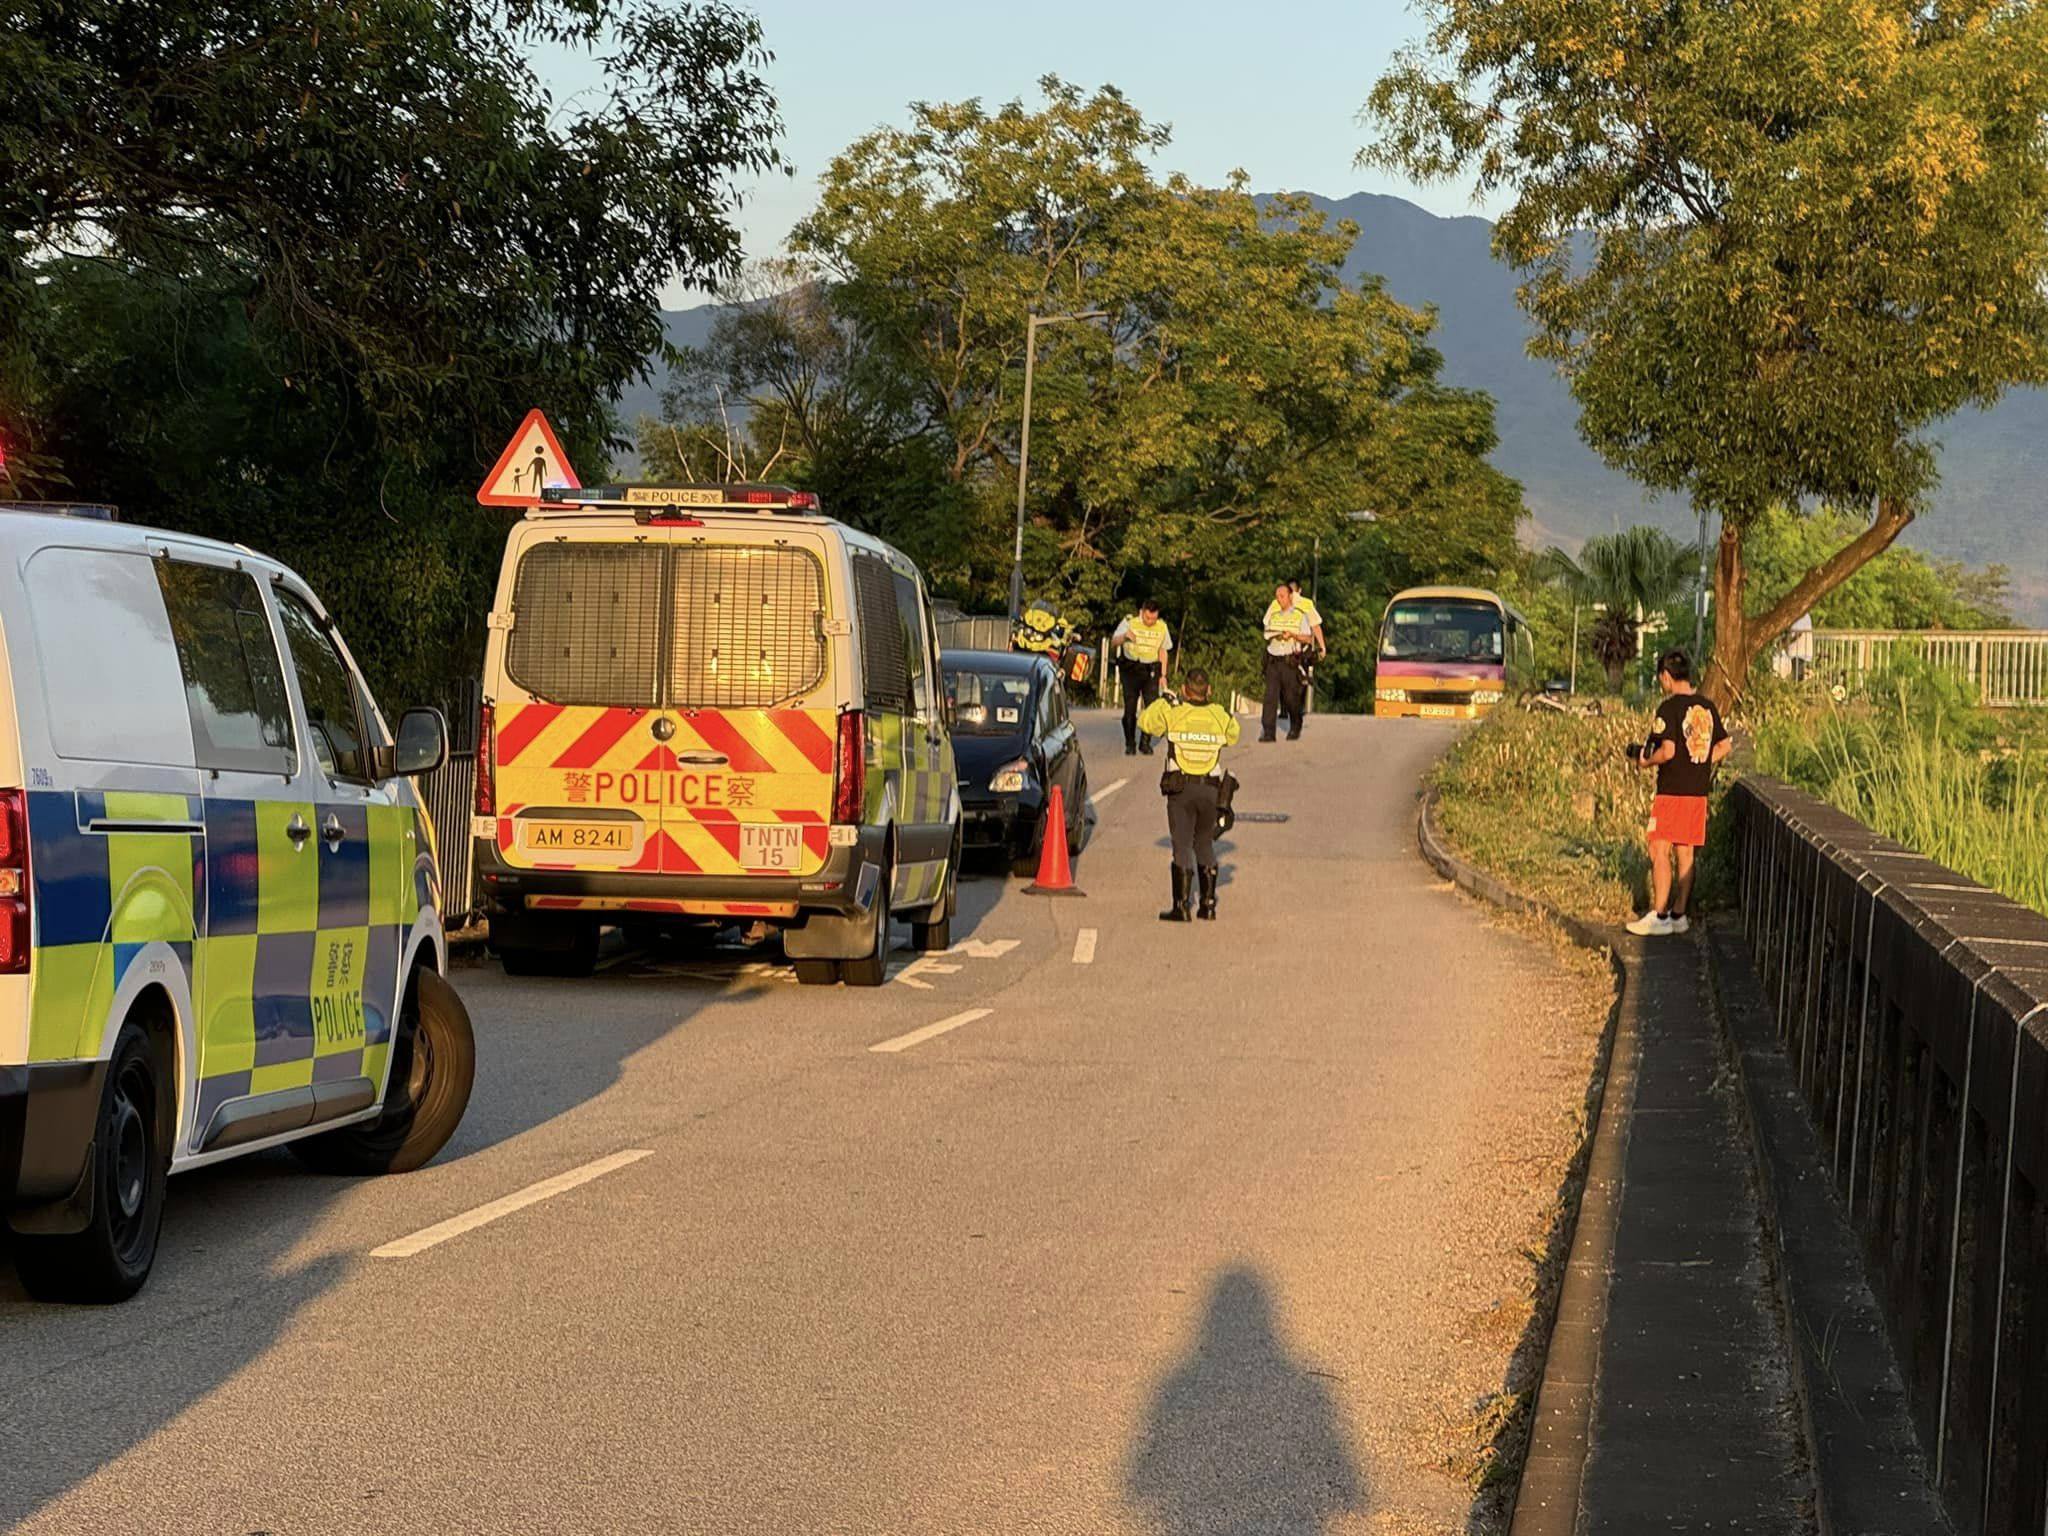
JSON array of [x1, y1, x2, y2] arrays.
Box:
[[1124, 739, 1137, 756], [1196, 866, 1218, 920], [1139, 735, 1155, 754], [1158, 864, 1192, 922]]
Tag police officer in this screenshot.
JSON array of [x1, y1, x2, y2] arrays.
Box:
[[1139, 668, 1240, 922], [1260, 582, 1325, 741], [1110, 597, 1173, 756]]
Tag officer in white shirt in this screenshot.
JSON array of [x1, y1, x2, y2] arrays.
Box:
[[1260, 583, 1324, 741]]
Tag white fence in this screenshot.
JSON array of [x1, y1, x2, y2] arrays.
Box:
[[1812, 629, 2048, 707]]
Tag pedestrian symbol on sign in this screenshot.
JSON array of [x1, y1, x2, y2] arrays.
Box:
[[477, 409, 581, 507]]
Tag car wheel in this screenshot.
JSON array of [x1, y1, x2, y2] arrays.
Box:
[[911, 832, 960, 952], [838, 856, 893, 988], [289, 970, 476, 1176], [13, 1021, 167, 1304]]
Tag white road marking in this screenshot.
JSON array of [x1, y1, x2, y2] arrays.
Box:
[[889, 955, 962, 988], [1073, 928, 1098, 964], [1092, 777, 1130, 804], [371, 1149, 654, 1260], [947, 937, 1020, 959], [869, 1008, 994, 1054]]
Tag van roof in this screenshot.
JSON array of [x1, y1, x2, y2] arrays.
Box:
[[510, 496, 922, 579], [0, 508, 317, 602]]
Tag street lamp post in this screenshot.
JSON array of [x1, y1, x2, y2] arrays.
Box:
[[1010, 308, 1109, 623]]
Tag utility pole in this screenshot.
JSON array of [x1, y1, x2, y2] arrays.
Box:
[[1009, 308, 1109, 623], [1695, 505, 1712, 655]]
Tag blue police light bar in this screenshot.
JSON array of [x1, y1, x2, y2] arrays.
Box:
[[0, 501, 120, 521], [538, 483, 821, 513]]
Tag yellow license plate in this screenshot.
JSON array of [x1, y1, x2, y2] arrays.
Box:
[[519, 821, 637, 853], [1419, 704, 1465, 718], [740, 824, 804, 871]]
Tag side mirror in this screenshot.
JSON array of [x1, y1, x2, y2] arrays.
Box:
[[392, 706, 450, 777]]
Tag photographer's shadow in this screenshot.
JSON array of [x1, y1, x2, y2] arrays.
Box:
[[1127, 1266, 1365, 1535]]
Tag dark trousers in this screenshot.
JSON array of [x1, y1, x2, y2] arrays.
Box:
[[1120, 658, 1162, 749], [1262, 653, 1306, 738], [1166, 778, 1221, 870]]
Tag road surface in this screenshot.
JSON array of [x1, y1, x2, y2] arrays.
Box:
[[1, 713, 1608, 1536]]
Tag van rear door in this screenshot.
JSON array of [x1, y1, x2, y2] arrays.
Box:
[[492, 533, 668, 874], [658, 533, 836, 880]]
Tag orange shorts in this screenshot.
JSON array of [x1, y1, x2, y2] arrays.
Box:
[[1649, 794, 1709, 848]]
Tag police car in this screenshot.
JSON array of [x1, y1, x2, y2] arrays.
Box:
[[0, 505, 473, 1303], [473, 481, 961, 985]]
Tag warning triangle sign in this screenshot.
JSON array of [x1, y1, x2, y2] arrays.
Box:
[[478, 410, 580, 507]]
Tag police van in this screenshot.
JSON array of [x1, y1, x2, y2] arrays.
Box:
[[473, 483, 961, 986], [0, 506, 472, 1303]]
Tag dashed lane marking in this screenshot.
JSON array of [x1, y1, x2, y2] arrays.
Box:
[[869, 1008, 994, 1055], [1092, 777, 1130, 804], [371, 1149, 654, 1260], [1073, 928, 1098, 964]]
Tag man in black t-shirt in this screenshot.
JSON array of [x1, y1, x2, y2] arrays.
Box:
[[1626, 649, 1731, 937]]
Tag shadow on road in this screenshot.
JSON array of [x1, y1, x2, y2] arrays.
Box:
[[1127, 1266, 1365, 1536]]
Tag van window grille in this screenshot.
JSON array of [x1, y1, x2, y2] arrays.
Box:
[[669, 545, 826, 709], [853, 554, 908, 712], [506, 543, 664, 706]]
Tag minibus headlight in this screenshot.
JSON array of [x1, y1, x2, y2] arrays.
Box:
[[1473, 690, 1504, 705], [1378, 687, 1409, 703]]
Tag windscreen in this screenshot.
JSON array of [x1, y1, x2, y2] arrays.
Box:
[[1379, 598, 1505, 665], [944, 669, 1034, 736]]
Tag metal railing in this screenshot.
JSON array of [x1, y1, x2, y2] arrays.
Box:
[[1813, 629, 2048, 707], [1732, 776, 2048, 1533]]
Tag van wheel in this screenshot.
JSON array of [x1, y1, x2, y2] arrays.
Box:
[[13, 1022, 167, 1305], [838, 859, 893, 988], [792, 959, 839, 986], [289, 970, 476, 1176], [911, 834, 960, 952]]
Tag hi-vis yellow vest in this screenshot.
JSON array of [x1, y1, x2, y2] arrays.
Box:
[[1137, 699, 1240, 776], [1120, 615, 1170, 665]]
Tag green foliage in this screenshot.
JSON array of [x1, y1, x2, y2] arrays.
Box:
[[1753, 670, 2048, 915], [1742, 506, 2013, 630], [1366, 0, 2048, 694], [1535, 527, 1698, 689], [639, 78, 1526, 709], [1431, 706, 1658, 924], [1, 0, 781, 705]]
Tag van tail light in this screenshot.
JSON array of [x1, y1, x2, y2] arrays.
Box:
[[832, 711, 866, 826], [0, 788, 29, 973], [475, 703, 496, 818]]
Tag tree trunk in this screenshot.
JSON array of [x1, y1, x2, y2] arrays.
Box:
[[1603, 657, 1626, 692], [1702, 495, 1916, 711]]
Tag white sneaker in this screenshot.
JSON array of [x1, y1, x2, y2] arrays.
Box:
[[1626, 912, 1675, 937], [1668, 915, 1692, 935]]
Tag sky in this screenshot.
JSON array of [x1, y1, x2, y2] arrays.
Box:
[[540, 0, 1488, 307]]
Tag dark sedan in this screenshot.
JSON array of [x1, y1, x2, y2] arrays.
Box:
[[943, 650, 1090, 874]]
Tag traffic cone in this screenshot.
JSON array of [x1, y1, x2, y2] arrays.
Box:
[[1025, 784, 1085, 897]]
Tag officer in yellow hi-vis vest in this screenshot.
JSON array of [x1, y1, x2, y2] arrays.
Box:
[[1110, 597, 1173, 757], [1138, 669, 1240, 922]]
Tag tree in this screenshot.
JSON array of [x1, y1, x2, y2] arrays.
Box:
[[1537, 527, 1697, 691], [1742, 506, 2013, 632], [1, 0, 781, 701], [1366, 0, 2048, 706], [782, 79, 1524, 703]]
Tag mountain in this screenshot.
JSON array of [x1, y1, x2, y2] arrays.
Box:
[[618, 194, 2048, 621], [1314, 192, 2048, 623]]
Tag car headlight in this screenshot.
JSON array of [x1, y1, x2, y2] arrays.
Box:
[[1472, 690, 1504, 705], [989, 759, 1032, 794], [1378, 687, 1409, 703]]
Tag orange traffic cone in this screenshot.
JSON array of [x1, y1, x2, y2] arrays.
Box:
[[1026, 784, 1085, 897]]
